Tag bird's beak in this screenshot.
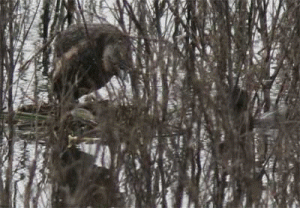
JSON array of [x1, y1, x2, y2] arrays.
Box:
[[119, 69, 129, 82], [119, 60, 129, 82]]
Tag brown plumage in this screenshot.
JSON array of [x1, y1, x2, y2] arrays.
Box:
[[52, 24, 132, 101]]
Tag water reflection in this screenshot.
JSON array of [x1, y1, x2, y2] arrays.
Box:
[[8, 132, 114, 207]]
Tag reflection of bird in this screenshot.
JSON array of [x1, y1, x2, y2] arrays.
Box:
[[52, 24, 132, 101], [56, 145, 122, 207]]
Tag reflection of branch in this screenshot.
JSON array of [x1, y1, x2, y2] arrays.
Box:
[[76, 0, 90, 41], [123, 0, 151, 54], [166, 0, 203, 57], [18, 33, 57, 72], [15, 0, 41, 67], [116, 0, 126, 32]]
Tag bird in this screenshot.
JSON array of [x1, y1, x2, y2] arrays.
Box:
[[52, 23, 132, 101]]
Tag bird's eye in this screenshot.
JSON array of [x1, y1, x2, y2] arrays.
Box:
[[119, 60, 126, 70]]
